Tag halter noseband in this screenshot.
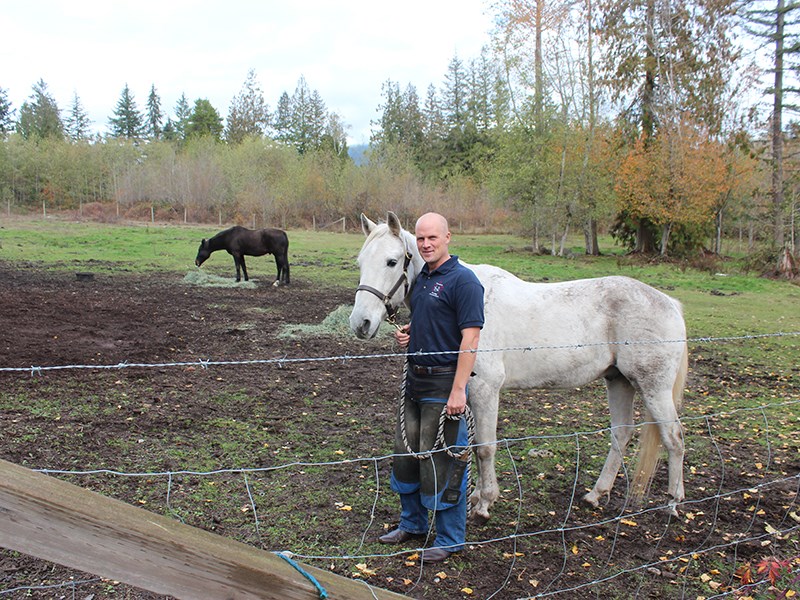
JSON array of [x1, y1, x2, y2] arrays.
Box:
[[356, 250, 413, 325]]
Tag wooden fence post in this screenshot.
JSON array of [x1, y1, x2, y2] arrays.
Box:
[[0, 459, 409, 600]]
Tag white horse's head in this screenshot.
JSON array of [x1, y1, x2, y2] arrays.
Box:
[[349, 212, 422, 339]]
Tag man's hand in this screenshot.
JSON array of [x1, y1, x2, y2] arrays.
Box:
[[394, 324, 410, 348]]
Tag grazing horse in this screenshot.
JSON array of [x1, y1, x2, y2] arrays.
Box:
[[349, 212, 688, 522], [195, 226, 290, 286]]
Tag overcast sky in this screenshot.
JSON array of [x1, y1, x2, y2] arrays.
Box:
[[2, 1, 495, 144]]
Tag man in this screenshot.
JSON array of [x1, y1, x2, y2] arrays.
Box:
[[378, 212, 484, 562]]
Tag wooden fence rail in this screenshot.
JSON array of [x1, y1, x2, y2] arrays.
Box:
[[0, 458, 409, 599]]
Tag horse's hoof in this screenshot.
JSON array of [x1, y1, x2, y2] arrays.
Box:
[[469, 511, 490, 526], [272, 280, 280, 287], [583, 491, 605, 508]]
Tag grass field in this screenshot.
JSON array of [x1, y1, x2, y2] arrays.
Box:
[[2, 216, 798, 371]]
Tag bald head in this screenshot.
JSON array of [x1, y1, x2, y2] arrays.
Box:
[[415, 212, 451, 270]]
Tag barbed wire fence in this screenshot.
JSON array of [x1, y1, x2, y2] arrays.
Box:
[[1, 331, 799, 599]]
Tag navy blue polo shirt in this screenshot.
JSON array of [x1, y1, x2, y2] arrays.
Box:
[[408, 255, 484, 367]]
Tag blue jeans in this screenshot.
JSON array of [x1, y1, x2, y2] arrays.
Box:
[[390, 395, 469, 552]]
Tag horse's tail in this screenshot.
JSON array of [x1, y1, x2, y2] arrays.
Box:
[[631, 341, 688, 501]]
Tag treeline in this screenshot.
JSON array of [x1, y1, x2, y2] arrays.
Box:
[[1, 0, 799, 260]]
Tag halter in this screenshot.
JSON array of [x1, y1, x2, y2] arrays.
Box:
[[355, 249, 414, 327]]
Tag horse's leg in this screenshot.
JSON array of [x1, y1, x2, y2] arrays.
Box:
[[240, 256, 249, 281], [280, 253, 290, 285], [272, 254, 281, 285], [467, 377, 500, 524], [642, 390, 685, 514], [584, 376, 636, 508], [233, 255, 242, 282]]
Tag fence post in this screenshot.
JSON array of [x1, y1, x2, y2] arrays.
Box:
[[0, 458, 410, 600]]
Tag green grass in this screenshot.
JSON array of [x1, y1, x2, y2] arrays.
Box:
[[2, 217, 798, 371]]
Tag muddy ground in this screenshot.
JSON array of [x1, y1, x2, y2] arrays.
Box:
[[0, 263, 797, 599]]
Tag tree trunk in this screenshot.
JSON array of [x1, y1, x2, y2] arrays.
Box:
[[660, 222, 671, 256], [771, 0, 786, 249], [534, 0, 544, 134], [635, 219, 657, 253], [584, 218, 600, 255]]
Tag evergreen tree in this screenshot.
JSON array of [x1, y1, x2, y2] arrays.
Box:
[[225, 68, 270, 144], [173, 93, 191, 140], [146, 84, 163, 140], [186, 98, 223, 139], [422, 84, 446, 142], [64, 92, 92, 141], [286, 76, 327, 154], [468, 49, 498, 132], [109, 84, 144, 139], [16, 79, 64, 140], [273, 91, 293, 143], [0, 87, 14, 135], [442, 54, 469, 131]]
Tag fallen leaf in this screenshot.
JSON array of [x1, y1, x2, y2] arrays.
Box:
[[461, 587, 474, 594]]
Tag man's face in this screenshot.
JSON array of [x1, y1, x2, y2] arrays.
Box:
[[415, 215, 451, 270]]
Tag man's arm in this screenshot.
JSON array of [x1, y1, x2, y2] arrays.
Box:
[[447, 326, 481, 415]]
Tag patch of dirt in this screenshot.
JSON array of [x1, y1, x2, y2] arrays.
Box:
[[0, 263, 797, 599]]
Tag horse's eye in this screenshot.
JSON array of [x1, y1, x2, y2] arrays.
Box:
[[387, 259, 398, 267]]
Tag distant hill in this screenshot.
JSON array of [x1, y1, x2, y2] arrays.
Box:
[[348, 144, 370, 166]]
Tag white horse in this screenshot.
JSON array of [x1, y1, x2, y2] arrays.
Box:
[[349, 212, 689, 521]]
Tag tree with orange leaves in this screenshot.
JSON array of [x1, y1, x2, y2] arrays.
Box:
[[614, 118, 727, 255]]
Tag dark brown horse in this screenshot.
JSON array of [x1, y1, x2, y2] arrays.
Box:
[[195, 226, 290, 285]]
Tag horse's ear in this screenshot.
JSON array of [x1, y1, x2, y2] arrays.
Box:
[[360, 213, 377, 237], [387, 211, 403, 237]]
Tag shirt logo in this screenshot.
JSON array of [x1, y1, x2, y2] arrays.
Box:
[[430, 281, 444, 298]]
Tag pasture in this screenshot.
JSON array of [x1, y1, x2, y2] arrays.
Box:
[[0, 218, 798, 599]]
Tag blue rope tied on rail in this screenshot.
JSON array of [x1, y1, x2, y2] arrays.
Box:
[[274, 551, 328, 599]]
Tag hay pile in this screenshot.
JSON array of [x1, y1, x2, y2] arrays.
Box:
[[278, 305, 395, 340], [183, 270, 258, 289]]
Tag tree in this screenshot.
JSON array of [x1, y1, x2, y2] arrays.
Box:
[[225, 68, 270, 144], [599, 0, 741, 252], [273, 91, 293, 143], [741, 0, 800, 252], [614, 120, 727, 255], [186, 98, 223, 140], [64, 92, 92, 141], [282, 76, 327, 154], [146, 84, 163, 140], [16, 79, 64, 140], [442, 54, 469, 131], [170, 93, 191, 141], [109, 84, 144, 139], [0, 87, 14, 136]]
